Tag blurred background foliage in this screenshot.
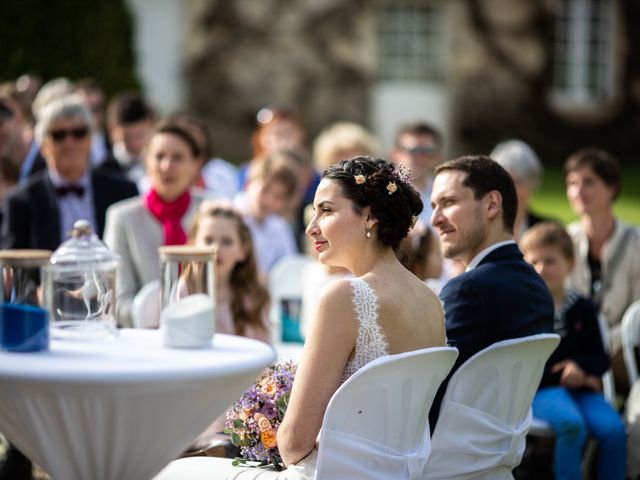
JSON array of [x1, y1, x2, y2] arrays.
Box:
[[0, 0, 138, 96]]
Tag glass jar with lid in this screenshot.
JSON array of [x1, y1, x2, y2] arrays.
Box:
[[44, 220, 120, 340]]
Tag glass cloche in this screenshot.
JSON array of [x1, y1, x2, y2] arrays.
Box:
[[44, 220, 120, 340]]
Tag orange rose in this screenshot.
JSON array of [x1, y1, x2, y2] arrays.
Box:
[[261, 429, 277, 449]]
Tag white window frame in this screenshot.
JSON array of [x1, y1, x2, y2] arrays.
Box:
[[376, 2, 445, 83], [551, 0, 617, 109]]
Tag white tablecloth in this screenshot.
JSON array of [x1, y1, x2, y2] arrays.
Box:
[[0, 329, 275, 480]]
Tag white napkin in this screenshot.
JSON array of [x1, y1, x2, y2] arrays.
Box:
[[160, 294, 214, 348]]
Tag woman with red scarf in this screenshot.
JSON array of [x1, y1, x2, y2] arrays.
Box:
[[104, 120, 205, 327]]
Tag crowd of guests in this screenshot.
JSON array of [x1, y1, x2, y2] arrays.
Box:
[[1, 74, 639, 479]]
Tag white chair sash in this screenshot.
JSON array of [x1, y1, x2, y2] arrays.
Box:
[[425, 400, 531, 479], [316, 422, 431, 479]]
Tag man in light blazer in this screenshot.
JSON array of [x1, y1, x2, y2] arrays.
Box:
[[428, 155, 554, 428], [1, 95, 138, 251]]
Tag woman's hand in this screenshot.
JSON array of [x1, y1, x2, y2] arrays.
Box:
[[551, 360, 586, 389]]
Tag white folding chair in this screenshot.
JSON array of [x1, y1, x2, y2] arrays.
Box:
[[132, 280, 161, 328], [267, 254, 312, 360], [424, 334, 560, 480], [153, 346, 459, 480], [621, 300, 640, 385]]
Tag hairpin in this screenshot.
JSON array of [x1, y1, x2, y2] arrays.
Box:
[[386, 181, 398, 195], [354, 174, 366, 185]]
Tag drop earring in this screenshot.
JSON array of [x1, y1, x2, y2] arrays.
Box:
[[366, 229, 371, 239]]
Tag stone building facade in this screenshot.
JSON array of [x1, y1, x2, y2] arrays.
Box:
[[130, 0, 640, 164]]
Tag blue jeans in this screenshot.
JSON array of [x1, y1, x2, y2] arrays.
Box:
[[532, 386, 626, 480]]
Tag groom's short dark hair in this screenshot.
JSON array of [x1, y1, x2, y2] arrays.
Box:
[[435, 155, 518, 233]]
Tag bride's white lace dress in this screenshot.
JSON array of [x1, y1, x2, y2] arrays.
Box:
[[283, 277, 390, 479]]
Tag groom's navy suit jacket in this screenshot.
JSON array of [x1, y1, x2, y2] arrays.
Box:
[[430, 243, 554, 428]]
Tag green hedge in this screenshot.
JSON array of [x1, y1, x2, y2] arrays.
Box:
[[0, 0, 138, 95]]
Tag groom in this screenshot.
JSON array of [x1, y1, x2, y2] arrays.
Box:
[[428, 155, 554, 427]]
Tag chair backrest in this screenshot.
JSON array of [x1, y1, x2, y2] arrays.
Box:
[[596, 311, 617, 404], [267, 254, 312, 343], [132, 280, 161, 328], [425, 334, 560, 480], [315, 347, 458, 480], [622, 300, 640, 385]]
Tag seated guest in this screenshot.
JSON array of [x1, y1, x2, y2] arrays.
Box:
[[491, 139, 552, 240], [391, 121, 443, 228], [167, 111, 239, 200], [564, 147, 640, 391], [74, 78, 110, 166], [0, 95, 138, 251], [234, 152, 299, 275], [521, 222, 626, 480], [97, 90, 155, 185], [0, 84, 47, 182], [429, 155, 554, 427], [239, 105, 306, 188], [312, 121, 380, 172], [188, 201, 270, 343], [104, 120, 205, 327]]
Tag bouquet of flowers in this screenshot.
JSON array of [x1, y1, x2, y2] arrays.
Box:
[[224, 361, 297, 469]]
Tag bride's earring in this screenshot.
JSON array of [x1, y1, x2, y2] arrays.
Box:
[[366, 228, 371, 239]]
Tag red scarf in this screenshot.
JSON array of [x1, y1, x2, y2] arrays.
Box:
[[145, 189, 191, 245]]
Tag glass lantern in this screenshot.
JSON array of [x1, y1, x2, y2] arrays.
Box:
[[158, 245, 216, 348], [44, 220, 120, 340], [0, 250, 51, 351]]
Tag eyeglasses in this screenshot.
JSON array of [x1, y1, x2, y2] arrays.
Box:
[[398, 145, 439, 156], [48, 127, 89, 142]]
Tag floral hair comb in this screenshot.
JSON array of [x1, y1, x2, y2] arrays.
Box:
[[354, 174, 366, 185]]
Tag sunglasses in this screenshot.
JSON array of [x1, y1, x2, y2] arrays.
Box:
[[48, 127, 89, 142], [0, 100, 14, 121], [399, 145, 439, 156]]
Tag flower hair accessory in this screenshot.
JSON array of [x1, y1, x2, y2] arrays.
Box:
[[386, 181, 398, 195], [354, 174, 366, 185]]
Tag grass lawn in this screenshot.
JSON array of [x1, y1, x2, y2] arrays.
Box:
[[530, 165, 640, 226]]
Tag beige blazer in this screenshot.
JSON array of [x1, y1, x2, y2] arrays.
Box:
[[567, 219, 640, 353], [103, 190, 207, 327]]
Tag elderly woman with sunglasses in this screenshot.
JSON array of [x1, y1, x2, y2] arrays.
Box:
[[103, 119, 208, 328], [0, 94, 138, 251]]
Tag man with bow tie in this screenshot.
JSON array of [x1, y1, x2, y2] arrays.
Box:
[[0, 95, 138, 251]]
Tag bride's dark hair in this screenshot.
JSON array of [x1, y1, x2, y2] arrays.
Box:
[[322, 156, 423, 249]]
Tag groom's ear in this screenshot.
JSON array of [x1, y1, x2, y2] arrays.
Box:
[[485, 191, 503, 221]]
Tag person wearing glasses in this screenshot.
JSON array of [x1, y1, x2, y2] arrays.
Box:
[[391, 121, 443, 228], [0, 95, 138, 251]]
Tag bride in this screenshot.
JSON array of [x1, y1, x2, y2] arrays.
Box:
[[157, 156, 446, 479]]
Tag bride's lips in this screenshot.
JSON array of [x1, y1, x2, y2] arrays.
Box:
[[314, 241, 328, 252]]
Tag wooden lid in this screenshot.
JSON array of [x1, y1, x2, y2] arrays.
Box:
[[0, 249, 52, 266], [158, 245, 217, 262]]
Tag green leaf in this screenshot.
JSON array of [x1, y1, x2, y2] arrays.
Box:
[[233, 419, 245, 428], [278, 392, 290, 416], [222, 428, 232, 435], [230, 432, 241, 447]]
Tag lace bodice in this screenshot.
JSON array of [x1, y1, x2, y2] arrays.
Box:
[[341, 278, 390, 382]]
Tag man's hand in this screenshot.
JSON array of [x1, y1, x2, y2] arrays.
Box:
[[551, 360, 586, 389]]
